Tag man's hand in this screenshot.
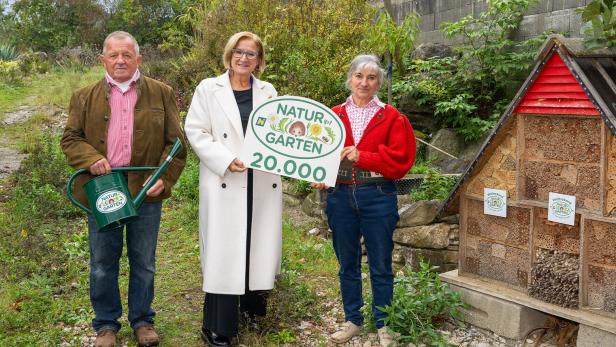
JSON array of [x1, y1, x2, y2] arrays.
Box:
[[228, 158, 247, 172], [340, 146, 360, 163], [144, 176, 165, 197], [89, 158, 112, 175]]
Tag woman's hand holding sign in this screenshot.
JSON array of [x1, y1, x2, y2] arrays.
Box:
[[228, 158, 247, 172], [340, 146, 359, 163]]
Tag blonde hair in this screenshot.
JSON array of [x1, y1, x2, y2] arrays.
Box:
[[222, 31, 266, 77]]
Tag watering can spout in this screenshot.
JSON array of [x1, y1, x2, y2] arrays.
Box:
[[66, 137, 183, 231], [133, 137, 183, 207]]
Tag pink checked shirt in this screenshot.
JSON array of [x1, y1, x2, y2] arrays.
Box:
[[342, 95, 385, 144], [105, 70, 140, 167]]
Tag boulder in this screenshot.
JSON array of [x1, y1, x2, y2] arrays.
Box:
[[427, 128, 464, 164], [411, 43, 455, 60], [283, 194, 302, 207], [397, 199, 442, 227], [393, 223, 451, 249], [392, 244, 405, 264], [301, 190, 324, 218]]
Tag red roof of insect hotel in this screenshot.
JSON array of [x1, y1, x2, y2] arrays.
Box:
[[441, 34, 616, 214]]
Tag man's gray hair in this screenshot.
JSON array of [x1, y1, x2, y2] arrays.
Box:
[[345, 54, 385, 90], [102, 31, 140, 55]]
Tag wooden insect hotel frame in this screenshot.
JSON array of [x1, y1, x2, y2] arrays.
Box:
[[440, 35, 616, 340]]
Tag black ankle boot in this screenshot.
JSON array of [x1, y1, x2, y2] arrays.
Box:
[[200, 328, 231, 347]]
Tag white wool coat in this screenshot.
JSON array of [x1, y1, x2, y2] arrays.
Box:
[[185, 71, 282, 294]]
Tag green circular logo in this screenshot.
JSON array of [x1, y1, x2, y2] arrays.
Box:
[[96, 190, 127, 213], [250, 96, 344, 160]]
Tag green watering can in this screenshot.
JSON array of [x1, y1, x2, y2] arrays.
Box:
[[67, 137, 183, 231]]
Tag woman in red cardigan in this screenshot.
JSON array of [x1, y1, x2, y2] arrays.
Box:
[[314, 54, 415, 346]]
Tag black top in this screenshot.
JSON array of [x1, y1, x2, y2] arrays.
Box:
[[233, 88, 253, 134]]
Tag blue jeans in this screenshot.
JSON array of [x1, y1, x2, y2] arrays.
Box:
[[87, 201, 162, 332], [326, 182, 399, 328]]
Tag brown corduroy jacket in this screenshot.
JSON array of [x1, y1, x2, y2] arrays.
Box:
[[61, 75, 187, 207]]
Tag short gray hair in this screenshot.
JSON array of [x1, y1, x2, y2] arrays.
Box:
[[345, 54, 385, 90], [102, 31, 140, 55]]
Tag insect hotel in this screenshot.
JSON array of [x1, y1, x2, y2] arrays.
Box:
[[439, 35, 616, 344]]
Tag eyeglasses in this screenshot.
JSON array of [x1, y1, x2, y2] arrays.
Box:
[[232, 48, 258, 60]]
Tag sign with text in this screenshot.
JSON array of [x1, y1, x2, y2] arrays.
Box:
[[240, 96, 345, 186], [484, 188, 507, 217], [548, 192, 576, 226]]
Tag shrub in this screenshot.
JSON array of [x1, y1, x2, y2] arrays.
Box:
[[380, 261, 466, 346], [579, 0, 616, 49], [0, 43, 20, 61], [184, 0, 376, 107], [394, 0, 544, 141], [410, 169, 457, 201], [9, 132, 76, 230], [0, 60, 22, 84]]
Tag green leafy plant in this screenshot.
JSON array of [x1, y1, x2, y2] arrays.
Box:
[[410, 169, 457, 201], [379, 261, 466, 346], [180, 0, 376, 107], [361, 8, 419, 103], [10, 132, 76, 229], [0, 43, 20, 61], [0, 60, 22, 84], [579, 0, 616, 48], [395, 0, 543, 141], [290, 179, 314, 196]]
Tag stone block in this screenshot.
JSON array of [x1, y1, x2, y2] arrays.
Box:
[[427, 128, 464, 162], [577, 324, 616, 347], [439, 0, 460, 11], [527, 0, 551, 15], [418, 30, 447, 45], [444, 249, 459, 264], [283, 194, 302, 207], [435, 7, 461, 26], [419, 13, 436, 32], [564, 0, 584, 10], [569, 10, 584, 37], [394, 223, 451, 249], [301, 190, 324, 218], [545, 9, 571, 34], [397, 199, 441, 227], [446, 283, 552, 339], [415, 0, 434, 15], [518, 14, 547, 38], [403, 247, 450, 271]]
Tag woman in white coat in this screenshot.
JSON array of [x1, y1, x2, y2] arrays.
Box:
[[184, 31, 282, 347]]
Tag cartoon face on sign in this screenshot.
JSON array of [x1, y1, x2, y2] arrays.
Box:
[[288, 121, 306, 136]]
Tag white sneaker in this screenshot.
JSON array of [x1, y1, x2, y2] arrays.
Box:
[[330, 321, 361, 344], [377, 327, 396, 347]]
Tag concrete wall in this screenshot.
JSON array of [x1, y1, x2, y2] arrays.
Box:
[[383, 0, 590, 44]]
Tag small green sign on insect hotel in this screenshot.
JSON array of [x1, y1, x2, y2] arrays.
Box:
[[240, 96, 346, 186]]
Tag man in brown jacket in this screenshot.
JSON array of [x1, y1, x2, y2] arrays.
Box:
[[61, 31, 186, 347]]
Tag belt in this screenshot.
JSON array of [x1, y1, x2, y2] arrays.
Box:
[[336, 160, 388, 184]]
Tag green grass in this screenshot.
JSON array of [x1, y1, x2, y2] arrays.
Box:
[[0, 66, 103, 114]]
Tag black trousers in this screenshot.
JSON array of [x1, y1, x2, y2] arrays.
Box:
[[202, 169, 268, 337]]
